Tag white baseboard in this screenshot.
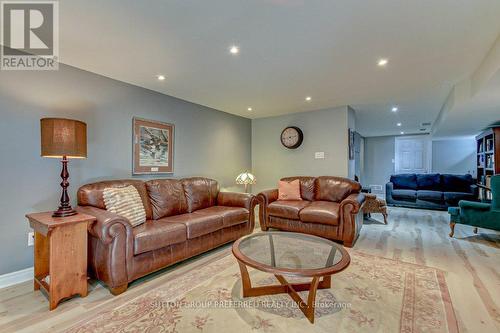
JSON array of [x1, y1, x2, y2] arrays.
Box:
[[0, 267, 34, 289]]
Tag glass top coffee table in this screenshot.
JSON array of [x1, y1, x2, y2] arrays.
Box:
[[232, 232, 350, 323]]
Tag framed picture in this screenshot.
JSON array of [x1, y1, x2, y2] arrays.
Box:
[[133, 117, 174, 174]]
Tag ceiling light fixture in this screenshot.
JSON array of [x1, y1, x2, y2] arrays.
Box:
[[157, 75, 166, 81], [247, 107, 252, 111], [229, 45, 239, 54], [378, 58, 388, 66], [305, 96, 312, 101], [400, 131, 405, 135], [391, 106, 398, 112], [397, 123, 402, 127]]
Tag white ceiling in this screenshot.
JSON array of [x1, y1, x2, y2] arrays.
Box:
[[58, 0, 500, 136]]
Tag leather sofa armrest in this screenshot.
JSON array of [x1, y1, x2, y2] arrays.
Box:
[[257, 189, 279, 206], [217, 191, 256, 210], [76, 206, 133, 244], [340, 193, 366, 214]]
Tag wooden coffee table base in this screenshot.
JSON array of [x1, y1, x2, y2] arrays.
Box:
[[237, 261, 331, 324]]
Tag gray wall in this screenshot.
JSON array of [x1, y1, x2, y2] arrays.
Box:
[[363, 135, 476, 194], [251, 106, 350, 193], [363, 136, 395, 193], [0, 64, 251, 275], [432, 138, 476, 176]]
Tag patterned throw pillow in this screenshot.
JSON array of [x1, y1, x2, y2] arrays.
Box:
[[103, 185, 146, 227], [278, 179, 302, 201]]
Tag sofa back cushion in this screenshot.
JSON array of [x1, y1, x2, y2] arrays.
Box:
[[390, 174, 417, 190], [78, 179, 153, 219], [146, 179, 188, 219], [315, 176, 360, 203], [280, 176, 316, 201], [182, 177, 219, 213], [441, 174, 472, 193], [416, 173, 441, 190]]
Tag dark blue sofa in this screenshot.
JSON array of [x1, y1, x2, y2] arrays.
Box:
[[386, 174, 478, 210]]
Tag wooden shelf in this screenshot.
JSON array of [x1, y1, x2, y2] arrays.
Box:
[[476, 127, 499, 183]]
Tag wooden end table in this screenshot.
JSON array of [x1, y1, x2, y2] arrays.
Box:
[[232, 232, 350, 324], [26, 212, 96, 310]]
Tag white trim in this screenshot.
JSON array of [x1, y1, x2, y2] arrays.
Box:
[[0, 267, 33, 289]]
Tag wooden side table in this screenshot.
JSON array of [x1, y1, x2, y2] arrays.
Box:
[[26, 212, 96, 310]]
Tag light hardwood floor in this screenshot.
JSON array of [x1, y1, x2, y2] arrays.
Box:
[[0, 207, 499, 332]]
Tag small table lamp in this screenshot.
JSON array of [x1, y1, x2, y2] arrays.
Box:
[[40, 118, 87, 217], [236, 171, 256, 193]]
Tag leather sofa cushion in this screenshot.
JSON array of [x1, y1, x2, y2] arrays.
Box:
[[268, 200, 310, 220], [392, 189, 417, 200], [280, 176, 316, 201], [133, 219, 187, 255], [163, 211, 223, 239], [315, 176, 360, 202], [195, 206, 249, 227], [390, 174, 417, 190], [417, 190, 443, 201], [417, 174, 441, 190], [442, 174, 472, 193], [146, 179, 187, 219], [299, 201, 340, 225], [182, 177, 219, 213], [78, 179, 153, 219], [444, 192, 475, 205]]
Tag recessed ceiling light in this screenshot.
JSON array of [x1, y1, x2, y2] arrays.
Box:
[[378, 58, 388, 66], [229, 45, 239, 54], [157, 75, 166, 81], [391, 106, 398, 112], [397, 122, 402, 127], [400, 131, 405, 135], [305, 96, 312, 101], [247, 107, 252, 111]]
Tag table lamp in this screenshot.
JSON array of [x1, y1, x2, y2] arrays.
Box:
[[40, 118, 87, 217], [235, 171, 256, 193]]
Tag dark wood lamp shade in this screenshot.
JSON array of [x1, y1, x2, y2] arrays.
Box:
[[40, 118, 87, 217], [41, 118, 87, 158]]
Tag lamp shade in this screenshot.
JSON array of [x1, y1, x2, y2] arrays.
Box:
[[236, 171, 256, 185], [40, 118, 87, 158]]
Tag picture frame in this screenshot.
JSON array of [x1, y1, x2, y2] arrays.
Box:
[[132, 117, 174, 174]]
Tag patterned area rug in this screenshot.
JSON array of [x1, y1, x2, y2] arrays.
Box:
[[64, 250, 458, 333]]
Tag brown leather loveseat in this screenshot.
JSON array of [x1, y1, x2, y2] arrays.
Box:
[[77, 177, 257, 295], [258, 176, 365, 247]]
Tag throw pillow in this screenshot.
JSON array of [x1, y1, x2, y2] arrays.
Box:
[[103, 185, 146, 227], [278, 179, 302, 201]]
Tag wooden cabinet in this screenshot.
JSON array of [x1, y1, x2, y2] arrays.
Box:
[[26, 212, 95, 310]]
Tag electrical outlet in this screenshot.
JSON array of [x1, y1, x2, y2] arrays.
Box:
[[28, 232, 34, 246]]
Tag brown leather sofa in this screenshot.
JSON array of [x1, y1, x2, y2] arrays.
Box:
[[77, 177, 257, 295], [257, 176, 365, 247]]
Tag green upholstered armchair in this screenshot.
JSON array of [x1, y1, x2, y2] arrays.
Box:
[[448, 175, 500, 237]]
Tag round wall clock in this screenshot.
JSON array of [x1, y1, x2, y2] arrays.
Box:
[[280, 126, 303, 149]]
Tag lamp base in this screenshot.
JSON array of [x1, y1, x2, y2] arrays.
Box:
[[52, 207, 77, 218], [52, 156, 77, 218]]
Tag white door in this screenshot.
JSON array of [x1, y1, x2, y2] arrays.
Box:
[[395, 136, 431, 174]]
